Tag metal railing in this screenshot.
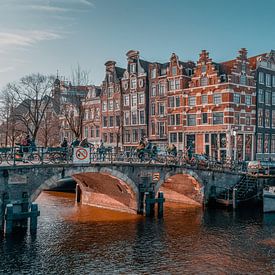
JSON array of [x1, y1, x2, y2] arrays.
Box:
[[0, 146, 245, 173]]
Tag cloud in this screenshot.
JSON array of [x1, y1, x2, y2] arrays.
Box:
[[0, 30, 63, 49], [28, 5, 70, 12], [0, 66, 15, 73]]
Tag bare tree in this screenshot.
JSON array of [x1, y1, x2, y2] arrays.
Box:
[[7, 73, 55, 142]]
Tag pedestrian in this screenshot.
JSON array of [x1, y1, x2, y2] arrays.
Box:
[[21, 134, 31, 163], [79, 138, 91, 148], [61, 138, 68, 148], [71, 137, 80, 147]]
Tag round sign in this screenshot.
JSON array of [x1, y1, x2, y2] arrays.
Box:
[[76, 148, 88, 160]]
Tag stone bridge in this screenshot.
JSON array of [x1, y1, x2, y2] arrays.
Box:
[[0, 162, 243, 228]]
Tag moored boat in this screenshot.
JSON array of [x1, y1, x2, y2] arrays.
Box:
[[263, 186, 275, 213]]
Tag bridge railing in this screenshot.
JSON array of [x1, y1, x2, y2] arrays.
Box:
[[0, 146, 246, 173]]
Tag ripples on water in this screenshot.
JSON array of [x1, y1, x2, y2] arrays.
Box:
[[0, 191, 274, 274]]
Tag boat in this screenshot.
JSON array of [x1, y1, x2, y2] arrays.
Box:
[[263, 186, 275, 213]]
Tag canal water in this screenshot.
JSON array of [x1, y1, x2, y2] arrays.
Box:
[[0, 191, 274, 274]]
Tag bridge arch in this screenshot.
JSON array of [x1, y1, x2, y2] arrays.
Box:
[[32, 166, 139, 213]]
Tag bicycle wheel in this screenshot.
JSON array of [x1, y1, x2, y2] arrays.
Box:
[[53, 152, 65, 163], [6, 153, 15, 165], [29, 153, 41, 164]]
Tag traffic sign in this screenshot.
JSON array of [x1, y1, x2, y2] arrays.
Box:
[[73, 147, 89, 163], [152, 172, 160, 182]]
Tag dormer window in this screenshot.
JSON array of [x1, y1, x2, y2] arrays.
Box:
[[187, 68, 193, 76], [220, 74, 227, 82], [151, 68, 156, 79], [172, 66, 177, 76], [130, 63, 136, 73], [200, 77, 208, 86], [201, 65, 207, 73], [161, 68, 167, 75]]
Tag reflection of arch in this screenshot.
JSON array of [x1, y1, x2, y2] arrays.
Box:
[[32, 167, 139, 212]]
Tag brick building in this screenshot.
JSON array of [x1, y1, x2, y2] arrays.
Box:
[[255, 50, 275, 160], [183, 48, 256, 161], [100, 61, 125, 150], [121, 50, 150, 151]]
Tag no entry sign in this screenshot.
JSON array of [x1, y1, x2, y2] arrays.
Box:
[[73, 147, 89, 163]]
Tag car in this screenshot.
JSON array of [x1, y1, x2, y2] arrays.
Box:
[[247, 160, 275, 175]]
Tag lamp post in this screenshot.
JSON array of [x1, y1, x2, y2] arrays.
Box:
[[233, 130, 237, 161]]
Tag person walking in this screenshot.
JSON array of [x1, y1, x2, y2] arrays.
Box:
[[21, 134, 31, 163]]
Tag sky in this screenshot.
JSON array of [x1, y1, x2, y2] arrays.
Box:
[[0, 0, 274, 88]]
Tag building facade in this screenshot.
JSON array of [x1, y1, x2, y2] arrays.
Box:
[[255, 50, 275, 160], [100, 61, 125, 150], [121, 50, 150, 151]]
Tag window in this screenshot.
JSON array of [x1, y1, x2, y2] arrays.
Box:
[[201, 77, 208, 86], [168, 97, 174, 107], [130, 78, 137, 89], [108, 100, 113, 110], [272, 92, 275, 105], [115, 100, 119, 110], [187, 114, 196, 126], [109, 116, 114, 127], [265, 110, 270, 127], [103, 133, 107, 143], [96, 126, 100, 137], [108, 74, 113, 83], [213, 94, 221, 104], [175, 96, 180, 107], [272, 135, 275, 153], [102, 101, 107, 111], [139, 110, 145, 124], [240, 75, 246, 85], [158, 122, 165, 138], [258, 109, 263, 127], [175, 79, 180, 90], [130, 63, 136, 73], [259, 72, 264, 84], [159, 83, 166, 95], [158, 103, 165, 116], [108, 87, 114, 97], [272, 110, 275, 127], [168, 115, 175, 125], [266, 91, 271, 105], [176, 114, 181, 125], [202, 94, 208, 104], [273, 76, 275, 87], [245, 95, 252, 105], [188, 96, 196, 106], [138, 93, 144, 104], [131, 94, 137, 106], [90, 127, 94, 138], [124, 95, 129, 106], [124, 131, 130, 143], [132, 111, 138, 124], [172, 66, 177, 76], [124, 111, 130, 125], [116, 116, 120, 127], [151, 68, 156, 79], [139, 79, 144, 88], [151, 85, 156, 96], [202, 113, 208, 124], [124, 81, 128, 90], [151, 103, 155, 115], [241, 63, 246, 72], [201, 65, 207, 73], [103, 116, 107, 127], [234, 113, 240, 124], [258, 89, 264, 103], [84, 127, 88, 138], [266, 74, 271, 87], [151, 121, 155, 135], [257, 134, 263, 153], [132, 129, 138, 142], [169, 80, 175, 90], [246, 116, 250, 125], [213, 112, 223, 124], [109, 133, 114, 143], [170, 133, 177, 143], [234, 93, 241, 104]]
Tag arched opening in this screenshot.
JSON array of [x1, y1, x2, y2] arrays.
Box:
[[159, 174, 203, 206], [72, 172, 138, 214]]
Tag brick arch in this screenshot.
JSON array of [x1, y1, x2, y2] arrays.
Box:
[[155, 169, 204, 193], [32, 166, 139, 212]]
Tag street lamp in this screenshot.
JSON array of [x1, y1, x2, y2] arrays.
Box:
[[232, 130, 237, 161]]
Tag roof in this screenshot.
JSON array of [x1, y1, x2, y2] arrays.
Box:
[[115, 66, 126, 79]]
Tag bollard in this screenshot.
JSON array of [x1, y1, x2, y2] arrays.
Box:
[[157, 192, 165, 218], [233, 188, 237, 210], [76, 184, 81, 203], [21, 192, 29, 228], [30, 203, 39, 233], [4, 204, 14, 234]]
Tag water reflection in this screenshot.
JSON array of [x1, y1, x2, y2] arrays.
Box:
[[0, 191, 273, 274]]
